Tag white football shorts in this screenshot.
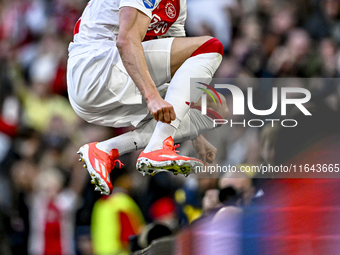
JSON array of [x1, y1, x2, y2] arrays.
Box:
[[67, 38, 174, 128]]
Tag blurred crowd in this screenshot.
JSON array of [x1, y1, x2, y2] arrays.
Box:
[[1, 0, 340, 254]]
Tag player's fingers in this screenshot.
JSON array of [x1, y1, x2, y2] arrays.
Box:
[[169, 106, 176, 121], [157, 109, 164, 123], [148, 105, 157, 121], [151, 109, 159, 121], [200, 153, 206, 164], [206, 151, 216, 163], [163, 108, 171, 123]]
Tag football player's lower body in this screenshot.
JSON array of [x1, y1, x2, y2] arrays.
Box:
[[67, 36, 227, 195]]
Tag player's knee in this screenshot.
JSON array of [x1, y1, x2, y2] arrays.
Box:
[[191, 37, 224, 57], [200, 36, 214, 44]]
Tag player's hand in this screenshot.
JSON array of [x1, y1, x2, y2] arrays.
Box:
[[147, 96, 176, 124], [192, 135, 217, 163]]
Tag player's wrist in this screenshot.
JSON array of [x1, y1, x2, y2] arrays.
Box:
[[192, 134, 204, 143], [144, 90, 161, 103]]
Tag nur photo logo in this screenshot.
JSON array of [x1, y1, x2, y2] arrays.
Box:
[[195, 80, 312, 128]]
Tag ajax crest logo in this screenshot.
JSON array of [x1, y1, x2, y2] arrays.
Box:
[[143, 0, 156, 9], [165, 2, 176, 19]]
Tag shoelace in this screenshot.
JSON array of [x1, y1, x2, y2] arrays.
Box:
[[113, 159, 124, 169], [173, 144, 180, 153]]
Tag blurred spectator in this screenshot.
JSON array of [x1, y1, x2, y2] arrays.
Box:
[[149, 197, 178, 231], [139, 171, 183, 223], [175, 172, 218, 224], [201, 189, 221, 213], [306, 0, 340, 42], [12, 62, 78, 133], [267, 29, 312, 77], [27, 169, 74, 255], [218, 171, 256, 206], [218, 186, 239, 206], [133, 223, 172, 251], [308, 37, 339, 77], [27, 163, 86, 255], [0, 47, 20, 165], [91, 169, 145, 255]]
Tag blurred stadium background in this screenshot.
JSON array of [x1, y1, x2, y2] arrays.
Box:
[[1, 0, 340, 254]]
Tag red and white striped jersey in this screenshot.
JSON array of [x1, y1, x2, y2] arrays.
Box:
[[28, 190, 80, 255]]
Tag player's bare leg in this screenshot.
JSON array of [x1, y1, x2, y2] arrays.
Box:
[[170, 36, 215, 76]]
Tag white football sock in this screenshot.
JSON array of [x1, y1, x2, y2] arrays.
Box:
[[165, 53, 222, 121], [95, 131, 138, 155], [143, 121, 176, 152], [95, 119, 156, 155], [144, 51, 222, 152]]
